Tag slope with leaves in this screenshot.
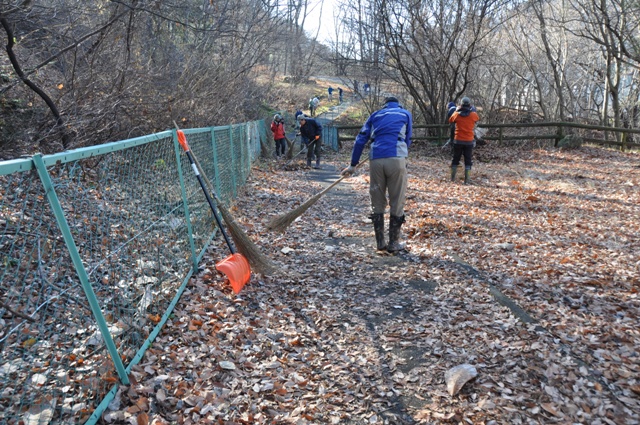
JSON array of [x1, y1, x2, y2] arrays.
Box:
[[103, 143, 639, 424]]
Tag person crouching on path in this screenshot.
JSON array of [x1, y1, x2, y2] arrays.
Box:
[[270, 114, 287, 158], [448, 97, 479, 184], [341, 96, 412, 252], [297, 115, 323, 168]]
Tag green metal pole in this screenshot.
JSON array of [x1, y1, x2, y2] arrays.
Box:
[[229, 125, 237, 198], [32, 154, 129, 385], [210, 128, 222, 197], [172, 130, 198, 270]]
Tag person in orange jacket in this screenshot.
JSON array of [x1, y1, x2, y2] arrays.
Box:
[[448, 97, 479, 184], [270, 114, 287, 158]]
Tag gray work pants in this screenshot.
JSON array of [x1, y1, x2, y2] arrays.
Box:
[[369, 157, 407, 217]]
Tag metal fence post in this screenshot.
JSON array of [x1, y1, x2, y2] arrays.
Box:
[[32, 154, 130, 385], [229, 126, 237, 198], [211, 128, 222, 196], [171, 130, 198, 270]]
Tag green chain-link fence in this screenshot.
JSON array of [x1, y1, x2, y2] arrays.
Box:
[[0, 120, 266, 424]]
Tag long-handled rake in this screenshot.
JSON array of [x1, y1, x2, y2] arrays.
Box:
[[266, 158, 369, 233], [175, 124, 276, 285]]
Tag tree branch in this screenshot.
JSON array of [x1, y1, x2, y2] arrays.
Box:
[[0, 16, 72, 148]]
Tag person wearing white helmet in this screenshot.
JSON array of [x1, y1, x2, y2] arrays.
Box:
[[270, 114, 286, 158]]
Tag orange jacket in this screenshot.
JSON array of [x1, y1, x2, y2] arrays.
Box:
[[270, 121, 286, 140], [449, 110, 479, 142]]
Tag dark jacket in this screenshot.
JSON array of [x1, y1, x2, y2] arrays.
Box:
[[299, 118, 322, 141]]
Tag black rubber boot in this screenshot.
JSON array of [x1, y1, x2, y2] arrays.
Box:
[[306, 158, 311, 167], [387, 215, 406, 252], [464, 169, 471, 185], [369, 213, 386, 251], [314, 158, 321, 169], [450, 166, 457, 182]]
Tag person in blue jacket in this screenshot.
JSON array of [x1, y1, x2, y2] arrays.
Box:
[[297, 115, 323, 168], [446, 101, 457, 144], [341, 96, 412, 252]]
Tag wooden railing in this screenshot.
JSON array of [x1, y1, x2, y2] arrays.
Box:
[[337, 122, 640, 151]]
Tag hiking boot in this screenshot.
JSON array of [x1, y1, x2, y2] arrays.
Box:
[[387, 215, 406, 252], [369, 213, 387, 251]]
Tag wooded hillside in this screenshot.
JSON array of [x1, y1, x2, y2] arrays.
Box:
[[2, 0, 639, 159]]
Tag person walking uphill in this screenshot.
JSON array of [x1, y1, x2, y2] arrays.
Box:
[[449, 97, 479, 184], [270, 114, 287, 158], [297, 115, 323, 168], [341, 96, 412, 252]]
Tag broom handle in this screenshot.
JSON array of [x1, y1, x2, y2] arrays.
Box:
[[186, 149, 236, 254], [174, 121, 219, 198], [314, 157, 370, 197], [174, 123, 236, 254]]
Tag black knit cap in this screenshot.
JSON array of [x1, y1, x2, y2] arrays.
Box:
[[384, 96, 399, 104]]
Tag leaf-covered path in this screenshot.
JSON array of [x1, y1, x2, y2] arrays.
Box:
[[105, 143, 640, 425]]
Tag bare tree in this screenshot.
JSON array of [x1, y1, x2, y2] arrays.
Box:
[[0, 0, 289, 158], [375, 0, 506, 123]]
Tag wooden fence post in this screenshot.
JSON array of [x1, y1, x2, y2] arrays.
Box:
[[555, 124, 564, 147]]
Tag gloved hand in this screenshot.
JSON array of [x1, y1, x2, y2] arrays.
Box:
[[314, 135, 320, 140], [341, 165, 356, 176]]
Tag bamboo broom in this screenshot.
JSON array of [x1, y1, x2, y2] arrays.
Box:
[[266, 158, 369, 233], [174, 122, 276, 275]]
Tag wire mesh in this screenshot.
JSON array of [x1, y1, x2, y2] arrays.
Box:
[[232, 124, 248, 186], [0, 167, 107, 424], [213, 127, 234, 203], [0, 121, 262, 424]]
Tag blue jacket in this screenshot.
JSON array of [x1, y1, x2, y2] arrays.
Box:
[[447, 102, 457, 119], [351, 101, 412, 166]]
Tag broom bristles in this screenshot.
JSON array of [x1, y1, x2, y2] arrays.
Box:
[[182, 135, 277, 275], [267, 158, 370, 233], [216, 202, 277, 276], [266, 191, 324, 233], [266, 170, 354, 232]]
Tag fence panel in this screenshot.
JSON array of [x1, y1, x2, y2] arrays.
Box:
[[0, 162, 106, 424], [0, 121, 263, 424]]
